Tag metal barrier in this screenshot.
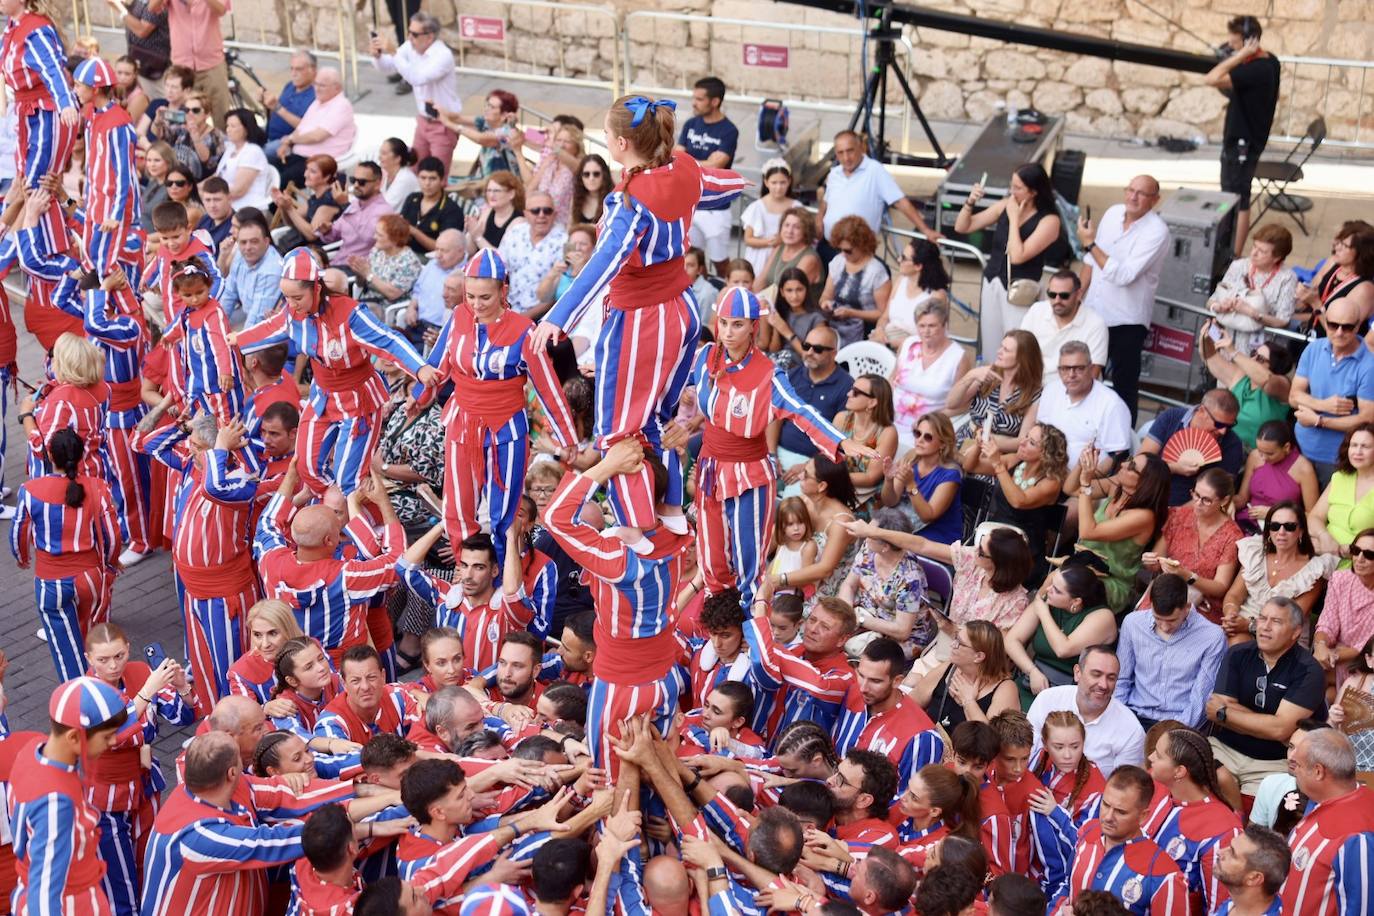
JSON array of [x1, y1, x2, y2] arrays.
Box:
[[1271, 55, 1374, 150], [446, 0, 620, 97]]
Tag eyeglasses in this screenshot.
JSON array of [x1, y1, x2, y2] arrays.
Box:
[[1191, 489, 1218, 506], [185, 106, 204, 114], [800, 342, 834, 353], [1328, 321, 1359, 333], [350, 176, 375, 185], [1254, 353, 1271, 366], [848, 386, 873, 399], [827, 769, 853, 790], [1058, 364, 1090, 375], [839, 246, 855, 255], [529, 486, 557, 496], [1351, 546, 1374, 562], [1267, 520, 1299, 532], [914, 430, 937, 442], [527, 206, 555, 216], [1334, 238, 1354, 250], [1201, 404, 1236, 433], [581, 170, 603, 178], [166, 179, 189, 187], [1046, 290, 1074, 300], [408, 29, 432, 38]]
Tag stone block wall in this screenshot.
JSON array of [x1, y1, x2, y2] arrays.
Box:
[[206, 0, 1369, 145]]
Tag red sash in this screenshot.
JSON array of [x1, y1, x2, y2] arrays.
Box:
[[92, 663, 152, 785], [34, 547, 101, 579], [451, 373, 527, 490], [4, 15, 55, 107], [176, 552, 256, 603], [609, 259, 690, 306], [312, 358, 375, 391], [109, 378, 143, 412], [322, 691, 401, 743]]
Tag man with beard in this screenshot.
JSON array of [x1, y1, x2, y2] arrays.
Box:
[[836, 637, 943, 796], [1028, 646, 1145, 777], [488, 631, 544, 710], [1212, 825, 1289, 916], [1021, 270, 1108, 383], [826, 749, 900, 848]]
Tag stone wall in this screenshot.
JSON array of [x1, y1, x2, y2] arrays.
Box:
[[215, 0, 1367, 145]]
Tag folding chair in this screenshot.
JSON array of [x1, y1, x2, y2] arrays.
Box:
[[1252, 117, 1326, 236], [916, 557, 954, 614]]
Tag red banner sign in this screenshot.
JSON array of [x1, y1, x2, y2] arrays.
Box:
[[742, 43, 789, 68], [1146, 324, 1195, 363], [459, 15, 505, 42]]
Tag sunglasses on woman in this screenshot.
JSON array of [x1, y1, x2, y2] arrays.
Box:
[[582, 170, 603, 178], [167, 179, 189, 187], [1351, 546, 1374, 562], [1268, 521, 1299, 532]]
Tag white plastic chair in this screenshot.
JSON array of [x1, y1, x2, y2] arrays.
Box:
[[836, 340, 896, 379]]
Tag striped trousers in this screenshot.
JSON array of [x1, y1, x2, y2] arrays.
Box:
[[174, 574, 258, 715], [105, 426, 151, 555], [16, 107, 77, 256], [296, 403, 381, 497], [586, 670, 682, 780], [696, 479, 777, 610], [34, 566, 112, 681], [443, 432, 527, 567]]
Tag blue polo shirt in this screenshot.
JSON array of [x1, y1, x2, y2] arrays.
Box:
[[1146, 405, 1245, 506], [778, 364, 852, 457], [678, 115, 738, 211], [1295, 338, 1374, 464], [266, 81, 316, 142]]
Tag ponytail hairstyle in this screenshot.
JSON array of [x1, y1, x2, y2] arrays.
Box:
[[1039, 711, 1093, 813], [605, 95, 676, 184], [48, 428, 87, 509], [773, 720, 840, 771], [1163, 728, 1232, 809], [919, 763, 982, 841], [271, 637, 316, 698]]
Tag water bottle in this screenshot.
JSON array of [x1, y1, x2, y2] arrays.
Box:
[[1007, 104, 1018, 128]]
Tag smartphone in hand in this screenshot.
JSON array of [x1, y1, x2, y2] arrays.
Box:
[[145, 641, 169, 670], [424, 102, 439, 118]]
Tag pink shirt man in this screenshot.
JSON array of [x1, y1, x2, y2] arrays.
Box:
[[319, 192, 393, 262], [292, 92, 357, 160], [163, 0, 228, 71]]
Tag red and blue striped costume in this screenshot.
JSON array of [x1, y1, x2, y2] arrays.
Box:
[[136, 427, 264, 714], [396, 831, 504, 916], [1052, 821, 1188, 916], [415, 281, 577, 566], [895, 821, 948, 876], [1214, 899, 1282, 916], [741, 616, 854, 739], [143, 236, 221, 327], [80, 101, 139, 274], [1280, 785, 1374, 916], [0, 237, 19, 501], [161, 298, 245, 426], [398, 564, 535, 675], [0, 13, 78, 257], [288, 858, 361, 916], [1030, 759, 1107, 895], [832, 684, 943, 804], [689, 341, 844, 608], [14, 222, 85, 350], [25, 377, 109, 481], [10, 474, 120, 680], [1150, 796, 1240, 915], [542, 470, 689, 774], [82, 287, 152, 555], [9, 738, 111, 916], [685, 638, 779, 738], [311, 687, 417, 779], [253, 491, 404, 662], [994, 765, 1045, 875], [242, 372, 300, 441], [139, 776, 352, 916], [86, 665, 194, 916], [238, 292, 426, 495], [543, 150, 746, 528], [225, 652, 278, 704]]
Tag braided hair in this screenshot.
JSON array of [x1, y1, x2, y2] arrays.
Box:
[[252, 730, 296, 777], [773, 721, 840, 772], [1164, 728, 1232, 809], [271, 637, 317, 699], [1038, 711, 1093, 814], [47, 429, 87, 509]]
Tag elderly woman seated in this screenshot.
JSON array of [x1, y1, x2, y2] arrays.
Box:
[[837, 508, 934, 659]]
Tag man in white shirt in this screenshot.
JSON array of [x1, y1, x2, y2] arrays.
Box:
[[1078, 175, 1171, 425], [815, 129, 941, 259], [1027, 645, 1145, 777], [403, 228, 465, 347], [500, 192, 567, 318], [371, 12, 464, 178], [1034, 341, 1133, 471], [1021, 269, 1109, 384]]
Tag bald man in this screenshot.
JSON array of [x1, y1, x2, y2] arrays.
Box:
[[499, 191, 568, 317], [642, 856, 693, 916], [404, 226, 466, 348], [275, 66, 357, 188], [1077, 174, 1170, 425], [1290, 297, 1374, 486], [253, 467, 405, 664], [208, 695, 269, 767]]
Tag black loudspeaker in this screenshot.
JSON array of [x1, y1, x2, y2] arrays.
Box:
[[1051, 149, 1086, 205]]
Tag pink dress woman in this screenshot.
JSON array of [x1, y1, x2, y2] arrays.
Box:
[[1238, 448, 1303, 528], [892, 335, 965, 445]]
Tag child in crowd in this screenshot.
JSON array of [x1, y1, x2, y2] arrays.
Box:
[[143, 201, 222, 325], [160, 260, 244, 425], [770, 497, 818, 600]]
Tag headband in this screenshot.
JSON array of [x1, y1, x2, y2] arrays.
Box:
[[623, 96, 675, 128]]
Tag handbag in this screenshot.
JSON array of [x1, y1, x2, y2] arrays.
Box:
[[1004, 218, 1040, 307]]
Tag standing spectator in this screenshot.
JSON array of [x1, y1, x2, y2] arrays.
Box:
[[1036, 341, 1133, 472], [195, 176, 234, 253], [499, 190, 568, 317], [214, 109, 272, 213], [1115, 574, 1227, 730], [318, 161, 394, 266], [1021, 270, 1108, 383], [1205, 17, 1282, 256], [113, 56, 150, 123], [402, 228, 465, 346], [1314, 527, 1374, 691], [955, 164, 1062, 363], [371, 14, 463, 173], [270, 154, 342, 247], [1077, 175, 1171, 425], [377, 137, 420, 211], [1026, 646, 1145, 777], [572, 153, 612, 225], [438, 91, 523, 177], [400, 156, 464, 254], [108, 0, 170, 100], [1290, 298, 1374, 487], [351, 214, 422, 310], [675, 76, 739, 276], [819, 215, 891, 348], [1140, 389, 1244, 507], [219, 208, 282, 328], [259, 50, 316, 160], [274, 68, 355, 189], [149, 0, 232, 123], [772, 325, 853, 478], [816, 129, 941, 261], [1206, 597, 1326, 797]]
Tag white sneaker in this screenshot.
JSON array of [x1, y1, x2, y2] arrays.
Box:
[[118, 548, 150, 567], [36, 628, 47, 642], [0, 505, 14, 521], [0, 486, 12, 499]]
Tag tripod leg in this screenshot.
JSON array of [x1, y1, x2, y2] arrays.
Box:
[[877, 61, 890, 161], [848, 69, 884, 141], [891, 64, 949, 166]]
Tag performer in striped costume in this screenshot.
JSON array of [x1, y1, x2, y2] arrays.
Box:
[[311, 646, 417, 779], [741, 599, 857, 739], [226, 599, 304, 704], [71, 58, 139, 275], [412, 250, 577, 566], [160, 261, 244, 426], [21, 332, 108, 480], [12, 189, 84, 350], [534, 95, 746, 539], [10, 429, 120, 681], [237, 249, 435, 496], [141, 203, 222, 327]]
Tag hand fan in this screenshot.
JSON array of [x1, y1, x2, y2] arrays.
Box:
[[1161, 427, 1222, 466]]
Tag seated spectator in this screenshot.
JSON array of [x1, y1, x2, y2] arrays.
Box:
[[1026, 645, 1145, 776], [1248, 719, 1322, 832], [833, 374, 899, 508], [259, 49, 316, 160], [351, 214, 422, 309], [879, 413, 963, 545], [468, 170, 525, 253], [438, 90, 521, 177], [1328, 634, 1374, 772], [1020, 269, 1108, 383], [1140, 388, 1244, 507], [1207, 224, 1299, 355], [1142, 466, 1243, 621], [1289, 296, 1374, 487], [195, 176, 234, 253], [274, 67, 356, 189], [140, 63, 192, 145], [1202, 322, 1294, 447], [819, 215, 891, 348], [771, 456, 859, 601], [514, 119, 581, 226], [214, 108, 271, 213], [319, 160, 393, 265], [400, 156, 464, 254], [741, 159, 799, 278], [1206, 596, 1326, 797], [374, 137, 420, 211], [220, 208, 283, 328], [837, 508, 933, 659], [113, 55, 149, 124], [536, 223, 595, 317], [168, 90, 223, 180], [755, 204, 823, 293], [967, 422, 1069, 580], [161, 164, 203, 233], [1007, 566, 1118, 706], [1221, 500, 1339, 644], [1035, 340, 1133, 474], [774, 324, 853, 485], [1314, 527, 1374, 691], [1309, 423, 1374, 560], [139, 140, 177, 232], [913, 620, 1020, 732], [270, 153, 342, 248], [1115, 573, 1227, 730], [949, 330, 1043, 456], [401, 228, 465, 347], [572, 153, 611, 225], [1236, 419, 1321, 530], [1066, 450, 1171, 613], [873, 237, 951, 350], [499, 190, 567, 317], [890, 299, 972, 450], [1292, 220, 1374, 336], [762, 267, 825, 371], [684, 245, 719, 316]]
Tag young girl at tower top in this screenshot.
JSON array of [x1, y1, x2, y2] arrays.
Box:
[[532, 94, 747, 551]]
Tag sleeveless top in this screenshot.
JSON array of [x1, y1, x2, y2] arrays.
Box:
[[1018, 603, 1106, 707], [762, 244, 818, 290], [1077, 499, 1147, 613], [886, 281, 938, 339], [483, 209, 517, 249], [1238, 449, 1301, 527], [926, 663, 1009, 733], [984, 208, 1052, 285], [892, 338, 966, 437], [1326, 471, 1374, 562], [1313, 264, 1374, 337]]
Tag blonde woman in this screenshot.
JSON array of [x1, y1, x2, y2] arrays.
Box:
[[228, 599, 305, 703], [20, 333, 109, 478], [881, 412, 963, 545]]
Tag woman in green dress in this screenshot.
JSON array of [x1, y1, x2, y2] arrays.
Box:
[[1066, 450, 1172, 613], [1004, 563, 1117, 708]]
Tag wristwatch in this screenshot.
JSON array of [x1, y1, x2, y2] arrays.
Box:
[[706, 866, 728, 881], [1216, 706, 1228, 723]]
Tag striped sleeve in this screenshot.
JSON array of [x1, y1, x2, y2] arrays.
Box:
[[203, 449, 258, 503], [743, 614, 850, 704], [9, 491, 31, 565], [412, 832, 503, 901], [347, 304, 426, 375], [236, 308, 291, 352], [1335, 832, 1374, 916], [248, 776, 355, 821], [308, 716, 364, 778], [542, 473, 630, 581], [769, 366, 844, 459], [698, 167, 748, 208], [107, 123, 138, 217], [1030, 807, 1077, 902], [544, 191, 645, 332], [134, 422, 193, 473], [1151, 869, 1189, 916], [983, 810, 1013, 877], [94, 483, 123, 565], [24, 26, 76, 111], [181, 819, 304, 869], [252, 490, 293, 560], [23, 793, 77, 916], [83, 289, 142, 344], [521, 332, 578, 448], [15, 227, 67, 281]]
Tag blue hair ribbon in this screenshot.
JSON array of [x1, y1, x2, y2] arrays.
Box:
[[624, 96, 676, 127]]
